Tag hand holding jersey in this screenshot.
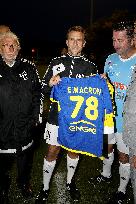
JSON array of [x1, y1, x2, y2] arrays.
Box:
[[49, 75, 61, 87], [130, 156, 136, 169]]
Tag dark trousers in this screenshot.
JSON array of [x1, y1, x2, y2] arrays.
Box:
[[0, 145, 34, 192]]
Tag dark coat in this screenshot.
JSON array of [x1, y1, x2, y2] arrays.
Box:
[[0, 57, 41, 150]]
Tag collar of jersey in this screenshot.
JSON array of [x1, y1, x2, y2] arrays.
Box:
[[119, 52, 136, 62], [67, 53, 84, 59]]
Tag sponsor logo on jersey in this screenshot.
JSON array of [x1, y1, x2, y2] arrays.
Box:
[[69, 120, 96, 134], [113, 82, 127, 90]]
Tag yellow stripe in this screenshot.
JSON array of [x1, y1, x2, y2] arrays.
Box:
[[61, 145, 105, 160], [50, 97, 61, 111], [104, 112, 114, 127]]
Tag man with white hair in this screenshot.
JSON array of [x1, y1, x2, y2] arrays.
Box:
[[0, 32, 41, 203]]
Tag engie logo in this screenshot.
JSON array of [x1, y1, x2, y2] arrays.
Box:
[[69, 120, 96, 134], [69, 125, 96, 134]]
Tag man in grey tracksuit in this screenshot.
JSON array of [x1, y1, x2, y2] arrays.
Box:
[[123, 64, 136, 204]]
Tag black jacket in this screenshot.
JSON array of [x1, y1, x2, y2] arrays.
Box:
[[0, 56, 41, 150], [42, 53, 97, 125]]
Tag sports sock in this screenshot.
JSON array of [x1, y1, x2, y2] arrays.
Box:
[[67, 155, 79, 184], [118, 162, 130, 194], [43, 158, 56, 191], [101, 151, 114, 178]]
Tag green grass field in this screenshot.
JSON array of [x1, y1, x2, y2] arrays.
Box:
[[8, 135, 134, 204]]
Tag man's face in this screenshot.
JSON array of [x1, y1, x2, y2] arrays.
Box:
[[112, 30, 132, 58], [66, 31, 85, 56], [0, 37, 19, 63]]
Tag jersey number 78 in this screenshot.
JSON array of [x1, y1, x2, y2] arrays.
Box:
[[70, 96, 98, 120]]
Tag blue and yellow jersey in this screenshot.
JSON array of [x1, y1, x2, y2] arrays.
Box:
[[104, 80, 115, 134], [50, 75, 113, 159]]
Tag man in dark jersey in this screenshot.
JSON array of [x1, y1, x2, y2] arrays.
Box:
[[35, 26, 97, 203]]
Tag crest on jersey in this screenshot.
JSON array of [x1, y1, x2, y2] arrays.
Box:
[[19, 71, 28, 80], [53, 63, 65, 76]]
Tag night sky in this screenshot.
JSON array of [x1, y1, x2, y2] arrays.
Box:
[[0, 0, 136, 57]]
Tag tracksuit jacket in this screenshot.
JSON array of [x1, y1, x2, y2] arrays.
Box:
[[123, 66, 136, 155], [0, 56, 41, 152]]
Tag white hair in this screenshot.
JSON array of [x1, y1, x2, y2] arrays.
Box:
[[0, 31, 20, 49]]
